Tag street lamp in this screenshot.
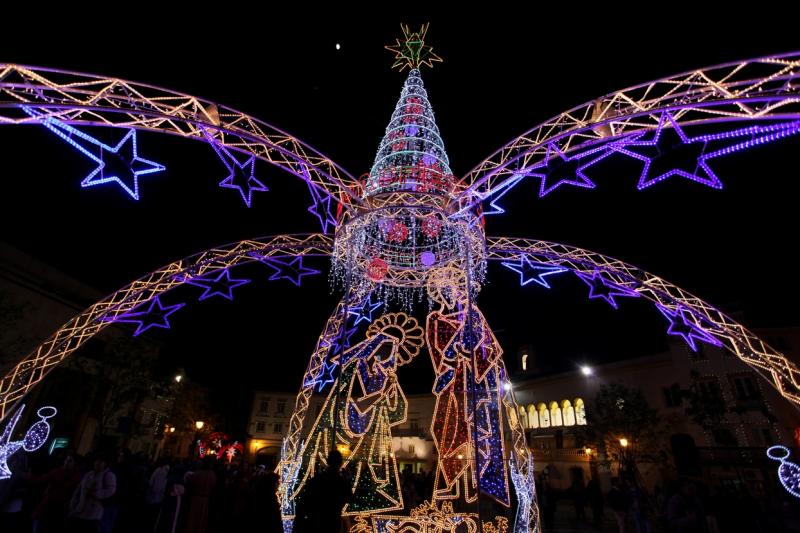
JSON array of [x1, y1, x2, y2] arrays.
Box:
[[195, 421, 205, 430], [619, 438, 628, 448], [174, 374, 183, 383], [580, 365, 593, 376]]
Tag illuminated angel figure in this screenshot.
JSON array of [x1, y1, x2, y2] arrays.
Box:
[[426, 267, 510, 506], [291, 312, 423, 515]]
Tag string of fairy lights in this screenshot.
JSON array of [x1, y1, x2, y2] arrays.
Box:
[[2, 24, 800, 531]]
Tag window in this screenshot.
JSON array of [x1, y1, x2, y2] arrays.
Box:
[[538, 403, 550, 428], [259, 399, 270, 414], [273, 423, 283, 433], [663, 384, 683, 407], [410, 419, 419, 430], [549, 402, 563, 427], [256, 421, 265, 432], [521, 353, 528, 371], [731, 374, 760, 401], [518, 407, 528, 429], [528, 405, 539, 429], [562, 400, 576, 426], [575, 398, 587, 425], [408, 444, 415, 454], [698, 377, 722, 401], [276, 400, 287, 414], [712, 428, 737, 446]]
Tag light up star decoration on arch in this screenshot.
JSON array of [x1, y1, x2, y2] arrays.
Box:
[[502, 255, 568, 288], [520, 142, 614, 197], [575, 270, 640, 309], [656, 303, 723, 352], [348, 296, 383, 325], [614, 113, 800, 190], [255, 256, 321, 286], [106, 297, 186, 336], [207, 136, 268, 207], [185, 269, 251, 301], [22, 107, 165, 200]]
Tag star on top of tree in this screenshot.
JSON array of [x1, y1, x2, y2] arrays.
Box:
[[385, 23, 442, 71]]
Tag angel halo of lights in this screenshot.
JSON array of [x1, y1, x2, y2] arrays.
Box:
[[3, 24, 800, 533]]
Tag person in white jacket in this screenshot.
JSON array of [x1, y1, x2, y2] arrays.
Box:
[[68, 454, 116, 532]]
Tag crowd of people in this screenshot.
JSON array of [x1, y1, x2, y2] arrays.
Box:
[[537, 473, 800, 532], [0, 448, 282, 533]]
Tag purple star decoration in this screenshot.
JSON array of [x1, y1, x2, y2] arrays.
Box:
[[185, 269, 250, 301], [304, 360, 338, 392], [614, 113, 800, 190], [205, 132, 268, 207], [502, 256, 568, 288], [306, 182, 338, 233], [521, 141, 615, 197], [348, 297, 383, 325], [256, 255, 320, 286], [575, 270, 640, 309], [107, 297, 186, 336], [23, 107, 165, 200], [656, 304, 723, 352]]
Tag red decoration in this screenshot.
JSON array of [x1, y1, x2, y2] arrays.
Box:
[[421, 217, 442, 238], [367, 258, 389, 281], [386, 221, 409, 243]]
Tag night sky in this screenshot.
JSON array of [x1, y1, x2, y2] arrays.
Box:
[[1, 12, 798, 430]]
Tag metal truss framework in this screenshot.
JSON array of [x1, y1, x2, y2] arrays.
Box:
[[455, 52, 800, 213], [0, 64, 362, 207], [0, 234, 333, 420], [486, 236, 800, 406], [2, 233, 797, 430]]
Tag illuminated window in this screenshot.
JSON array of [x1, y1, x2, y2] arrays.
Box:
[[518, 406, 528, 429], [528, 405, 539, 429], [538, 403, 550, 428], [575, 398, 587, 425], [521, 353, 528, 371], [562, 400, 576, 426], [549, 401, 563, 427]]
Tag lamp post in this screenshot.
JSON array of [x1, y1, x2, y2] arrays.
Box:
[[192, 421, 205, 458]]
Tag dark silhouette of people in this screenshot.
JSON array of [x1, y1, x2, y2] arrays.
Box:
[[586, 478, 604, 527], [666, 479, 706, 533], [293, 449, 352, 533], [607, 476, 629, 533]]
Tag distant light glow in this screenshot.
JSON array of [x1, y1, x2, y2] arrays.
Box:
[[336, 43, 341, 50], [580, 365, 593, 376]]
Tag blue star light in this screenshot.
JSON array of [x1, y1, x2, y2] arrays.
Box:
[[23, 107, 165, 200], [306, 182, 338, 233], [615, 113, 800, 190], [185, 269, 250, 301], [207, 139, 268, 207], [256, 256, 320, 286], [656, 304, 723, 352], [347, 297, 383, 325], [574, 270, 640, 309], [502, 256, 568, 288], [521, 142, 613, 197], [303, 360, 337, 392], [107, 297, 186, 336]]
